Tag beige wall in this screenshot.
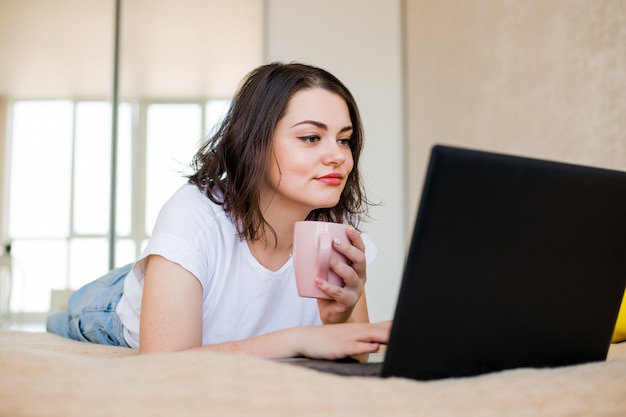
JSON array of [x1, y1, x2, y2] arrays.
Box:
[[0, 99, 7, 245], [405, 0, 626, 222], [119, 0, 263, 99], [0, 0, 114, 98], [0, 0, 263, 99]]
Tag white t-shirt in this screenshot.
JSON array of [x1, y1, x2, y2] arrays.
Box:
[[116, 184, 377, 349]]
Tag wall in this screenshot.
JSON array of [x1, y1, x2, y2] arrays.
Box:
[[0, 0, 113, 98], [0, 99, 7, 245], [118, 0, 263, 99], [405, 0, 626, 221], [265, 0, 406, 322], [0, 0, 263, 99]]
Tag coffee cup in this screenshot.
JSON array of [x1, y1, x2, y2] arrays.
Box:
[[293, 221, 349, 299]]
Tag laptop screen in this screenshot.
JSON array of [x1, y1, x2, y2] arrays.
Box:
[[382, 145, 626, 380]]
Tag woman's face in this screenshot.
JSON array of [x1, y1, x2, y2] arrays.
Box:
[[263, 88, 354, 217]]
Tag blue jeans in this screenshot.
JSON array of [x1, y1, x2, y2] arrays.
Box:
[[46, 263, 132, 348]]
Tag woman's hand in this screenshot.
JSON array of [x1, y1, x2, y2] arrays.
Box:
[[292, 321, 391, 360], [315, 226, 369, 324]]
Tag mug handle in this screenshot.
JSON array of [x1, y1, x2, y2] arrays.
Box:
[[316, 233, 332, 282]]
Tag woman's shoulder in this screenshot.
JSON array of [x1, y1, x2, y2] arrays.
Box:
[[163, 183, 225, 216], [152, 184, 233, 235]]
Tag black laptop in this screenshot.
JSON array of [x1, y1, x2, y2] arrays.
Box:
[[285, 145, 626, 380]]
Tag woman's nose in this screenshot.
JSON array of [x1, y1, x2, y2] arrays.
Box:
[[321, 139, 347, 165]]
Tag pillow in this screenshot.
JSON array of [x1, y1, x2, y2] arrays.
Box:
[[612, 290, 626, 343]]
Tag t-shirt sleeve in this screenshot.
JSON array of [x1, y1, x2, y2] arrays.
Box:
[[131, 186, 220, 289]]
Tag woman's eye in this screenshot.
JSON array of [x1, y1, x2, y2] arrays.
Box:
[[338, 138, 352, 147], [299, 135, 320, 143]]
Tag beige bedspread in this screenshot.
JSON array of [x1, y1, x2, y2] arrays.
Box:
[[1, 330, 625, 417]]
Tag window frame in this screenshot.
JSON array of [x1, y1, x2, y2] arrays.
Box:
[[1, 97, 230, 314]]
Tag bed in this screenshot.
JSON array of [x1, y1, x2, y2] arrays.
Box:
[[1, 329, 625, 416]]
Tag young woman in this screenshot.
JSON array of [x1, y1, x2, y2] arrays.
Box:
[[47, 62, 390, 359]]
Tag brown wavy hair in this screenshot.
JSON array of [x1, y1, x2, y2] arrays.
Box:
[[188, 62, 371, 243]]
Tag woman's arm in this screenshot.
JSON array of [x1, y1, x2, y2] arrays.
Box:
[[194, 320, 389, 360], [139, 255, 203, 353], [139, 255, 389, 357]]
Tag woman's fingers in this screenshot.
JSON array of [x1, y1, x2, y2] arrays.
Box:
[[295, 321, 392, 360]]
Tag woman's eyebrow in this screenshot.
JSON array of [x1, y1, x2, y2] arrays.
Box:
[[291, 120, 327, 129], [291, 120, 353, 133]]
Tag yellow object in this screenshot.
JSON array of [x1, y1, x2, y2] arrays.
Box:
[[612, 290, 626, 343]]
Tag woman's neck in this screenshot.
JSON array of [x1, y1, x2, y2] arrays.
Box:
[[251, 188, 311, 270], [247, 235, 293, 272], [248, 209, 308, 271], [258, 197, 310, 248]]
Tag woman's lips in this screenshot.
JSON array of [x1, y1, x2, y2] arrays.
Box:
[[316, 173, 343, 186]]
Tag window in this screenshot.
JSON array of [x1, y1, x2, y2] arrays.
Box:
[[3, 99, 229, 313]]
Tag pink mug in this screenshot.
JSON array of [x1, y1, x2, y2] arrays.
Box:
[[293, 221, 349, 299]]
